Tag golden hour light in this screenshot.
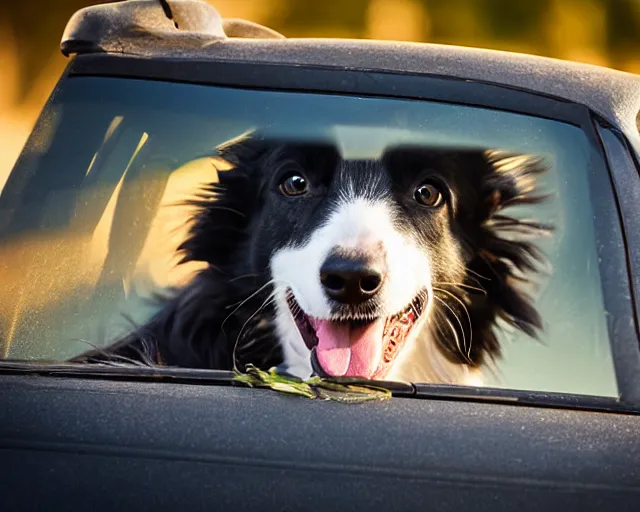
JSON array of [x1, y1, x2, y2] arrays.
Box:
[[3, 0, 640, 192], [0, 0, 635, 398], [2, 6, 640, 508]]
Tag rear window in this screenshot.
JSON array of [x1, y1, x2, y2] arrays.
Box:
[[0, 75, 617, 397]]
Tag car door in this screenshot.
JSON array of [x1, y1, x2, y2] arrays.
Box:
[[1, 57, 639, 511]]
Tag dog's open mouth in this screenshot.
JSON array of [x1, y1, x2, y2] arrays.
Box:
[[286, 289, 427, 380]]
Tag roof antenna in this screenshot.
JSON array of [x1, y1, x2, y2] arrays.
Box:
[[61, 0, 227, 57], [158, 0, 179, 29]]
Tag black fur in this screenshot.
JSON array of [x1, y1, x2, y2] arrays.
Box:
[[72, 132, 551, 379], [382, 147, 551, 366]]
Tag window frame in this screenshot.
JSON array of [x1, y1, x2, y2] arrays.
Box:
[[1, 53, 639, 409], [593, 121, 640, 403]]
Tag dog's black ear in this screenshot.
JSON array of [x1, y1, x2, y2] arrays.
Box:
[[177, 132, 341, 268], [454, 150, 552, 366], [215, 130, 277, 169], [176, 131, 277, 267]]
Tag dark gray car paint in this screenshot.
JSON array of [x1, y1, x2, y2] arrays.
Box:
[[594, 124, 640, 402], [1, 375, 639, 511], [3, 1, 640, 510]]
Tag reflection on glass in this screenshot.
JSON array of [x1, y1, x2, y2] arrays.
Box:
[[0, 77, 616, 397]]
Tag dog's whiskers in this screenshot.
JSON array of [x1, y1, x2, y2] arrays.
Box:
[[464, 266, 491, 282], [72, 338, 156, 367], [221, 280, 282, 368], [232, 294, 278, 373], [431, 307, 466, 377], [170, 199, 247, 219], [223, 277, 290, 372], [226, 273, 260, 283], [223, 279, 281, 312], [433, 296, 465, 361], [433, 287, 474, 362], [433, 292, 473, 365], [433, 281, 487, 295]]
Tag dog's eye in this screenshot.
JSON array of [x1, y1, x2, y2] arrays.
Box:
[[414, 183, 443, 207], [279, 173, 309, 197]]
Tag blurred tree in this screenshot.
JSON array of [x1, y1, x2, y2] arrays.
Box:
[[477, 0, 550, 40], [1, 1, 117, 104], [606, 0, 640, 70], [263, 0, 371, 37], [2, 0, 640, 106]]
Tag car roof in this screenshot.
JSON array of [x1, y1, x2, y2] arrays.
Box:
[[62, 0, 640, 141]]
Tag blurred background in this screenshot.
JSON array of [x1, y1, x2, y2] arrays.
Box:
[[1, 0, 640, 189]]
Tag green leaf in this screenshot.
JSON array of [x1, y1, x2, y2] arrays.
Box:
[[233, 364, 391, 403]]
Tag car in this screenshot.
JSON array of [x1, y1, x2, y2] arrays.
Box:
[[1, 0, 640, 510]]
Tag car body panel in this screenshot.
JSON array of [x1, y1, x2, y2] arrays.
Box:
[[2, 1, 640, 510], [1, 374, 640, 511]]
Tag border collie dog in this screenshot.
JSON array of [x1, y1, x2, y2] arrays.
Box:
[[75, 132, 551, 385]]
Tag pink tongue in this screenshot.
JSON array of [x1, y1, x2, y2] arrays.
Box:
[[310, 318, 385, 378]]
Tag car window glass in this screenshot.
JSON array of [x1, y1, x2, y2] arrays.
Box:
[[0, 76, 617, 397]]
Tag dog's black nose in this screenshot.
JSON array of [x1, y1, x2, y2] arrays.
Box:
[[320, 251, 386, 304]]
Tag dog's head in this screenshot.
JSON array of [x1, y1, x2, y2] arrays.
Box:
[[180, 132, 550, 382]]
